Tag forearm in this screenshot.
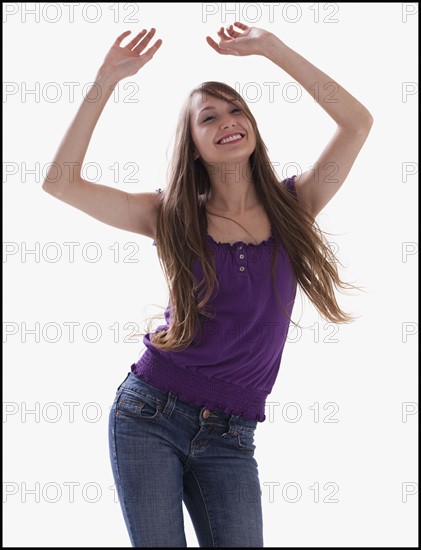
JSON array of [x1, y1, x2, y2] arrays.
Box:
[[42, 67, 118, 191], [262, 35, 373, 131]]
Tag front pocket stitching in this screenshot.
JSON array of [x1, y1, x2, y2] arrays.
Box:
[[117, 396, 160, 419], [119, 387, 163, 409]]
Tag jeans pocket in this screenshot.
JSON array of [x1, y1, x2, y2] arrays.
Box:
[[116, 390, 162, 421]]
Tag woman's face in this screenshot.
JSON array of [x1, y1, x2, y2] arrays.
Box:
[[189, 92, 256, 165]]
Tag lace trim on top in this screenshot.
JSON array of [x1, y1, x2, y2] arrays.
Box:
[[153, 176, 297, 248]]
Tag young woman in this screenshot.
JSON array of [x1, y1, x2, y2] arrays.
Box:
[[42, 22, 373, 548]]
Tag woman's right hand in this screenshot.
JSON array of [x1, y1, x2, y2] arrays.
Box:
[[100, 28, 162, 82]]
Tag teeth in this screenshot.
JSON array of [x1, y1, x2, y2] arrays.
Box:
[[219, 134, 243, 145]]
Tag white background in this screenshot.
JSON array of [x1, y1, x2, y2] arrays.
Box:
[[3, 2, 418, 547]]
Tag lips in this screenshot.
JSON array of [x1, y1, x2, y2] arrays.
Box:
[[216, 132, 245, 145]]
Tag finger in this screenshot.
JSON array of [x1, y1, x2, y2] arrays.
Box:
[[226, 25, 240, 38], [217, 26, 232, 41], [114, 30, 132, 46], [233, 21, 249, 30], [206, 36, 219, 50], [132, 28, 157, 54], [141, 39, 163, 59], [206, 36, 230, 55], [126, 29, 148, 50]]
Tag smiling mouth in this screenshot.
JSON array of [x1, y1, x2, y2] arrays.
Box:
[[217, 133, 245, 145]]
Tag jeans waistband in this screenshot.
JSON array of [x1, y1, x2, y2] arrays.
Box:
[[118, 371, 258, 432]]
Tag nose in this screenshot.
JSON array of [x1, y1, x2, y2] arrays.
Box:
[[220, 114, 237, 130]]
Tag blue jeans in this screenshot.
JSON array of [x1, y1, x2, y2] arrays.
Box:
[[108, 371, 264, 547]]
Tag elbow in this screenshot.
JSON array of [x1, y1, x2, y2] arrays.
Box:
[[42, 180, 56, 195], [42, 181, 51, 193], [340, 109, 374, 135], [42, 176, 70, 197], [341, 115, 373, 136], [358, 109, 374, 133], [42, 181, 65, 198], [364, 112, 374, 130], [42, 172, 56, 193]]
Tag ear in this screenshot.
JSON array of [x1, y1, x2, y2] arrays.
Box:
[[193, 149, 200, 161]]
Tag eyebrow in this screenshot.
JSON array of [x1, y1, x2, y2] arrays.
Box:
[[199, 106, 215, 114]]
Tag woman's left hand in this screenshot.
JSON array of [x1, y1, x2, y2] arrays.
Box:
[[206, 22, 275, 57]]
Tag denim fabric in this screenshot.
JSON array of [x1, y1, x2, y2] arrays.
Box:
[[108, 372, 264, 547]]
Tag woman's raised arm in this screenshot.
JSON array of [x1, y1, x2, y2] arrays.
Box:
[[207, 22, 373, 219], [42, 29, 163, 238]]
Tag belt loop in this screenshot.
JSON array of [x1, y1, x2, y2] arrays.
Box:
[[228, 414, 240, 434], [161, 391, 177, 418], [230, 414, 239, 431]]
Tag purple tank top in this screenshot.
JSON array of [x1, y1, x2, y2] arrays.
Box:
[[132, 176, 298, 422]]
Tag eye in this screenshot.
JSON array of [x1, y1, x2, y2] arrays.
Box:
[[202, 108, 242, 123]]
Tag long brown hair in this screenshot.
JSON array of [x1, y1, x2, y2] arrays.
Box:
[[141, 81, 363, 351]]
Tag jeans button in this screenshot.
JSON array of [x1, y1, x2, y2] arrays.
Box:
[[202, 409, 210, 419]]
